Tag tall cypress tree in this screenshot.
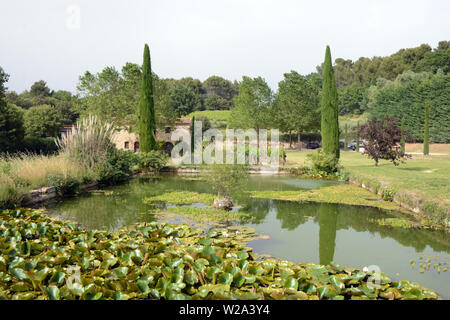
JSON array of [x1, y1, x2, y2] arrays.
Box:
[[356, 121, 360, 153], [139, 44, 156, 152], [423, 103, 429, 155], [191, 116, 195, 155], [400, 116, 405, 153], [321, 46, 340, 159], [344, 123, 349, 151]]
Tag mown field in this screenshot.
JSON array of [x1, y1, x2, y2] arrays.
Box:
[[285, 150, 450, 215]]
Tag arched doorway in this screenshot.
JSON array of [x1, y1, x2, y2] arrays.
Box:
[[134, 141, 140, 153]]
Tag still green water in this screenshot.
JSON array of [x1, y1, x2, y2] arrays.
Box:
[[44, 175, 450, 299]]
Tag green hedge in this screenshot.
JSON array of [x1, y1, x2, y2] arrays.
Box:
[[368, 72, 450, 143]]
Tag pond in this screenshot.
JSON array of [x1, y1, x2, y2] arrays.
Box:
[[43, 175, 450, 299]]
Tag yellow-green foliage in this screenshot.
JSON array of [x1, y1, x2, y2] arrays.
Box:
[[152, 206, 254, 227], [369, 218, 416, 229], [249, 184, 409, 213], [143, 191, 216, 205]]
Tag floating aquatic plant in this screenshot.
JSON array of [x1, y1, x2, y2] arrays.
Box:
[[0, 208, 439, 300], [143, 191, 216, 206]]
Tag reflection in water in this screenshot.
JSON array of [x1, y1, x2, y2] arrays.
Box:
[[319, 203, 338, 265], [44, 175, 450, 298]]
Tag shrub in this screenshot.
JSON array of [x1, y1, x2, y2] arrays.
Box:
[[307, 149, 340, 175], [196, 116, 212, 132], [205, 164, 248, 199], [136, 151, 168, 172], [47, 173, 81, 195], [21, 136, 58, 155], [381, 188, 395, 201], [155, 140, 166, 151], [97, 148, 137, 184]]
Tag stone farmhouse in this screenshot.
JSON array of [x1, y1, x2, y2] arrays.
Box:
[[111, 118, 192, 153]]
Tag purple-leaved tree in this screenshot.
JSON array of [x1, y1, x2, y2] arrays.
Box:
[[357, 117, 410, 166]]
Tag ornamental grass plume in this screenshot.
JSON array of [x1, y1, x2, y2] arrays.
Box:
[[55, 115, 116, 170]]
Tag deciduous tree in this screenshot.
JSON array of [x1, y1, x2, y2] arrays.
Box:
[[358, 117, 409, 166]]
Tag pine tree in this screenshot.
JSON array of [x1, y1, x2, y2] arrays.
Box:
[[138, 44, 156, 152], [320, 46, 340, 159], [423, 103, 429, 155], [400, 117, 405, 153]]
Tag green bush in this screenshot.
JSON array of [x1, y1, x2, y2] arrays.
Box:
[[97, 148, 137, 184], [47, 174, 81, 195], [307, 149, 341, 175], [205, 164, 248, 199], [136, 151, 168, 172], [21, 136, 58, 155], [155, 140, 166, 151], [381, 188, 395, 201]]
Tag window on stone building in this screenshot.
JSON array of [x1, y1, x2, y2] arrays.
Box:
[[124, 141, 129, 149]]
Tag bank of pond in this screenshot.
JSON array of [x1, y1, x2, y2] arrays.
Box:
[[1, 175, 449, 300]]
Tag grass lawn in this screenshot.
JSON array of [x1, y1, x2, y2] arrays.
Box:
[[285, 150, 450, 216], [186, 110, 231, 122]]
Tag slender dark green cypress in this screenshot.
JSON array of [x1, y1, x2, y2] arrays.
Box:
[[356, 121, 360, 153], [400, 117, 405, 153], [344, 123, 349, 151], [321, 46, 340, 159], [319, 203, 338, 265], [423, 103, 429, 155], [139, 44, 156, 152], [191, 116, 195, 154]]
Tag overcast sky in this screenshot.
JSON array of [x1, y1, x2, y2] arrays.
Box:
[[1, 0, 449, 93]]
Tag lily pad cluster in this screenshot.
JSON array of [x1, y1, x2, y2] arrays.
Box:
[[0, 208, 439, 300], [410, 256, 449, 274]]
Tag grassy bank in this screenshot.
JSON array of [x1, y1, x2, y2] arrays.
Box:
[[285, 151, 450, 225], [0, 208, 439, 300], [0, 154, 90, 207]]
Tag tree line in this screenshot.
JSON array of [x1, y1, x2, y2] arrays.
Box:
[[313, 40, 450, 116], [1, 40, 449, 154]]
